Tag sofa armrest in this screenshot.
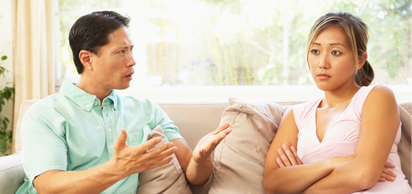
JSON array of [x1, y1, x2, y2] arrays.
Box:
[[0, 153, 25, 194]]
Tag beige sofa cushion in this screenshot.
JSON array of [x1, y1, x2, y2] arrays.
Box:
[[398, 102, 412, 186], [137, 125, 192, 194], [0, 153, 24, 193], [210, 97, 285, 194]]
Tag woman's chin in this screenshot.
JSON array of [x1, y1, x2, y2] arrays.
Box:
[[314, 82, 334, 92]]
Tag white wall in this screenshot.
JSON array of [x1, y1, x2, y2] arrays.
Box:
[[0, 0, 14, 155]]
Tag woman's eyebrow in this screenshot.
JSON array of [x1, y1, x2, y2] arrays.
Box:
[[330, 43, 346, 47], [312, 42, 346, 47]]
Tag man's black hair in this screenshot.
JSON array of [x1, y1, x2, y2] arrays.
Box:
[[69, 11, 130, 74]]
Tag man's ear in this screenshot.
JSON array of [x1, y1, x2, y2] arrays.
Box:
[[357, 52, 368, 70], [79, 50, 94, 71]]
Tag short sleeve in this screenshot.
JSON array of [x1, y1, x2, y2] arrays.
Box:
[[293, 103, 304, 130], [21, 103, 68, 185], [151, 102, 183, 141]]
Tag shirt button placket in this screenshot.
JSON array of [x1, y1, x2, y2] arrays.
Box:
[[103, 107, 114, 157]]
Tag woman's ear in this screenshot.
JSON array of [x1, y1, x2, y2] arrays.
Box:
[[79, 50, 94, 72], [358, 52, 368, 70]]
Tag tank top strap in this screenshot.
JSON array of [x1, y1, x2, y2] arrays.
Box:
[[293, 98, 321, 131], [351, 85, 379, 116]]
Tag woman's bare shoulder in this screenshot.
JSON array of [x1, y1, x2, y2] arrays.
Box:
[[365, 85, 397, 106]]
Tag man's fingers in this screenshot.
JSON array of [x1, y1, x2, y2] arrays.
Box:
[[153, 146, 177, 161], [214, 130, 231, 144], [114, 129, 128, 150], [146, 142, 176, 157], [282, 144, 297, 166], [147, 156, 174, 170], [212, 123, 230, 135], [140, 137, 162, 153]]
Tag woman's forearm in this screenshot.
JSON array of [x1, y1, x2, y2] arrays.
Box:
[[263, 158, 336, 194], [302, 158, 380, 194]]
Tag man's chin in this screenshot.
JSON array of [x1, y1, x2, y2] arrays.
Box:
[[115, 83, 131, 90]]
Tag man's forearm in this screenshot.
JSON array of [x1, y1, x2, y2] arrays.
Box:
[[34, 160, 127, 194], [185, 157, 214, 186]]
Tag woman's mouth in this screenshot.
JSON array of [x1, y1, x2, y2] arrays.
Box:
[[317, 73, 331, 80]]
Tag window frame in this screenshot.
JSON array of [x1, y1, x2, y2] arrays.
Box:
[[54, 0, 412, 101]]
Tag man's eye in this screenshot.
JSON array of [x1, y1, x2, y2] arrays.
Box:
[[311, 49, 320, 55], [119, 50, 125, 54], [331, 50, 342, 56]]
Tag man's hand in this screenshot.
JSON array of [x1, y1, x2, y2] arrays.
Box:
[[192, 123, 232, 164], [108, 129, 178, 177]]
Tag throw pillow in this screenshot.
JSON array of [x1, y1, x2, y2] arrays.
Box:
[[209, 97, 286, 194], [398, 102, 412, 186], [136, 125, 192, 194]]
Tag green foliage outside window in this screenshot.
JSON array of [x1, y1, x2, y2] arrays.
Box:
[[56, 0, 411, 86], [0, 55, 15, 155]]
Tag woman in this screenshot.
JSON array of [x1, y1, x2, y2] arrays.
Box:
[[263, 12, 411, 194]]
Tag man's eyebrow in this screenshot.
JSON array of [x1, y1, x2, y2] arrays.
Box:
[[112, 45, 133, 50]]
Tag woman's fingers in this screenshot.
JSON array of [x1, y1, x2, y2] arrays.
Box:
[[276, 158, 286, 168], [277, 148, 292, 166], [385, 162, 396, 168], [290, 146, 302, 165], [282, 144, 298, 166], [381, 167, 396, 182], [276, 144, 302, 168], [381, 172, 395, 182]]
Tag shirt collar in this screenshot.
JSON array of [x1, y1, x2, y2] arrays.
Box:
[[106, 90, 118, 110], [60, 81, 118, 111]]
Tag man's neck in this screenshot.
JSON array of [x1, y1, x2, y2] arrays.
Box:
[[76, 76, 112, 103]]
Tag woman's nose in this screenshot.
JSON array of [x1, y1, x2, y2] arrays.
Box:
[[318, 54, 330, 69]]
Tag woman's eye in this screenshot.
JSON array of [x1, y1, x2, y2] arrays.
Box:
[[332, 50, 342, 56], [119, 50, 125, 54], [311, 49, 320, 55]]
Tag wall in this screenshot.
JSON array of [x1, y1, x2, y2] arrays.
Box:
[[0, 0, 14, 156]]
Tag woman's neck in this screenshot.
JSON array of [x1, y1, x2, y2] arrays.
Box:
[[321, 82, 361, 108]]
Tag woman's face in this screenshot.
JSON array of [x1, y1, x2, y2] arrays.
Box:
[[308, 27, 359, 91]]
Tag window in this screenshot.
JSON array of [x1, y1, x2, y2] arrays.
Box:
[[55, 0, 411, 100]]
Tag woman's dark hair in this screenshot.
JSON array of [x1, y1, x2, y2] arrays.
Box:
[[69, 11, 130, 74], [307, 12, 374, 86]]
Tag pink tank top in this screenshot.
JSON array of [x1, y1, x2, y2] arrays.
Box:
[[293, 85, 411, 193]]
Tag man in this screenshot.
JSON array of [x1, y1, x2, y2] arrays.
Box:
[[16, 11, 231, 194]]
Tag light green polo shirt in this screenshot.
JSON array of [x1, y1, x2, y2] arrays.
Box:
[[16, 81, 183, 194]]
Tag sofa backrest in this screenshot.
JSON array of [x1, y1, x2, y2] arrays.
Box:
[[14, 99, 412, 186], [14, 100, 305, 153]]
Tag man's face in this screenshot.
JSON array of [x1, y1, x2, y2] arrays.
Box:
[[89, 26, 136, 91]]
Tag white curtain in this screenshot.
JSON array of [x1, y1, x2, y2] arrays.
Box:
[[11, 0, 55, 154]]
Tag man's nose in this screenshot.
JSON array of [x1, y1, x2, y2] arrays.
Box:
[[127, 51, 136, 67]]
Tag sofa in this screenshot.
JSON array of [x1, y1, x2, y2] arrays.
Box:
[[0, 98, 411, 194]]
